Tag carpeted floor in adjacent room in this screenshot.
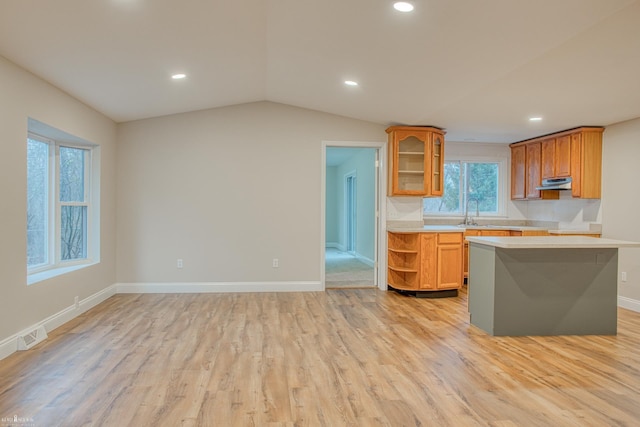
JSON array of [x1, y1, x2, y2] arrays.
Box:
[[325, 248, 375, 288]]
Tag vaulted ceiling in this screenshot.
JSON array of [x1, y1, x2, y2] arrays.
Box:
[[1, 0, 639, 142]]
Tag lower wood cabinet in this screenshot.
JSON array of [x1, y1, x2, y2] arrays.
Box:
[[388, 231, 463, 292]]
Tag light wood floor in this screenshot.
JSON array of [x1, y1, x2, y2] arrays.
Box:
[[2, 287, 640, 426]]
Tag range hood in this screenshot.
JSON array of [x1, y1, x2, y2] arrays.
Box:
[[536, 177, 572, 191]]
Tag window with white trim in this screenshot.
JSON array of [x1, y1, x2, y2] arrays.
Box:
[[27, 132, 97, 278], [423, 159, 505, 216]]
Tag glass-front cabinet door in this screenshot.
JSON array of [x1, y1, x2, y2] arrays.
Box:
[[431, 133, 443, 196], [396, 132, 427, 194], [387, 126, 445, 197]]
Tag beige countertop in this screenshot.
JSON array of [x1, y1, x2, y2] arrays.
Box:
[[388, 225, 463, 233], [460, 225, 547, 231], [388, 222, 601, 235], [466, 235, 639, 249], [387, 225, 547, 233], [547, 229, 601, 235]]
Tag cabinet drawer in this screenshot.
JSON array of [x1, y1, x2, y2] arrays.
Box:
[[438, 232, 463, 244]]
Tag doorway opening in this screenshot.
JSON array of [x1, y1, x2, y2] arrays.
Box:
[[324, 146, 381, 289]]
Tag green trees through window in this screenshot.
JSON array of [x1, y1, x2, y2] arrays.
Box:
[[424, 161, 499, 215], [59, 146, 88, 260], [27, 138, 49, 267], [27, 135, 91, 272]]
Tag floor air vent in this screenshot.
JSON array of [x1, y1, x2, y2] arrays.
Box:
[[17, 326, 48, 350]]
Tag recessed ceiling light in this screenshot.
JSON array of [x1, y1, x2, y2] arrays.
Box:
[[171, 73, 187, 80], [344, 80, 359, 86], [394, 2, 414, 12], [529, 117, 543, 121]]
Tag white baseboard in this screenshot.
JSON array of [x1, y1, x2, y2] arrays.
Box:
[[0, 337, 17, 361], [116, 281, 323, 294], [618, 296, 640, 313], [326, 245, 374, 267], [356, 254, 375, 267], [326, 242, 345, 251], [0, 284, 117, 361], [1, 281, 318, 360]]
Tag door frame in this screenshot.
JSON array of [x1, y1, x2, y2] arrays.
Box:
[[321, 140, 387, 290], [344, 171, 357, 254]]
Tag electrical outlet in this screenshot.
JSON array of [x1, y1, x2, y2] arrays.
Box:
[[177, 259, 183, 269], [74, 296, 79, 308], [272, 258, 279, 268], [621, 271, 627, 282]]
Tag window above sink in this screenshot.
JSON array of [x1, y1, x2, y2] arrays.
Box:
[[423, 156, 508, 218]]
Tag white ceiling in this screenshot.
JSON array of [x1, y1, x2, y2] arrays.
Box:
[[1, 0, 639, 143]]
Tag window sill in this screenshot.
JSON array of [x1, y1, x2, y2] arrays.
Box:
[[27, 261, 98, 285]]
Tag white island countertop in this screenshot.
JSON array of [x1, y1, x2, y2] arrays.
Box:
[[466, 235, 640, 249]]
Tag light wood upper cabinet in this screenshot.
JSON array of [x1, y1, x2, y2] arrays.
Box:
[[431, 133, 444, 196], [511, 142, 559, 201], [541, 138, 556, 180], [386, 126, 445, 197], [570, 132, 583, 197], [524, 142, 559, 200], [555, 135, 572, 177], [510, 145, 526, 200], [541, 136, 571, 179], [570, 129, 603, 198], [526, 142, 544, 199], [510, 127, 603, 200]]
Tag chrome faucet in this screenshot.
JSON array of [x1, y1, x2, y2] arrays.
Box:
[[463, 197, 479, 225]]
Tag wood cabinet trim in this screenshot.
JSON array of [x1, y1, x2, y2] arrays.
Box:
[[386, 126, 445, 134], [509, 126, 604, 148]]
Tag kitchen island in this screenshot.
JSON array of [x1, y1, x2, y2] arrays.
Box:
[[466, 236, 639, 336]]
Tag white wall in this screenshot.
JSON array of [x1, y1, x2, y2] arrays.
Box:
[[0, 55, 117, 343], [116, 101, 385, 284], [522, 194, 601, 228], [601, 118, 640, 302]]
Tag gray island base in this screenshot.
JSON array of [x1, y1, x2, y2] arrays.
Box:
[[466, 236, 640, 336]]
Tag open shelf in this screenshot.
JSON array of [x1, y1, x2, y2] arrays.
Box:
[[389, 248, 418, 254]]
